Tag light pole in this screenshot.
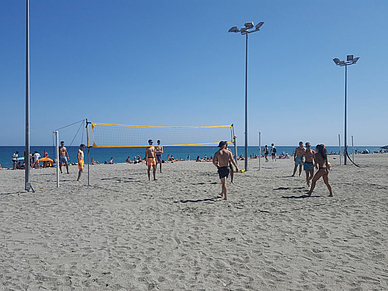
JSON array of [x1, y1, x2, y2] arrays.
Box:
[[229, 21, 264, 171], [333, 55, 359, 165]]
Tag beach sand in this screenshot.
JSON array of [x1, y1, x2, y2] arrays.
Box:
[[0, 154, 387, 290]]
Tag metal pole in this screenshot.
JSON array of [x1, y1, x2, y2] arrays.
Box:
[[233, 135, 238, 164], [352, 135, 355, 162], [244, 33, 248, 171], [344, 65, 348, 165], [54, 131, 59, 187], [25, 0, 33, 192], [258, 132, 261, 171], [338, 134, 341, 165]]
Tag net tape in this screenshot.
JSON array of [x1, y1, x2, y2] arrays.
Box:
[[87, 122, 234, 148]]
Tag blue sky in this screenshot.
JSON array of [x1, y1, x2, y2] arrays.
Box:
[[1, 0, 387, 147]]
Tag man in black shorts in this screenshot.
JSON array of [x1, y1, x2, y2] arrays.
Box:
[[213, 141, 239, 200]]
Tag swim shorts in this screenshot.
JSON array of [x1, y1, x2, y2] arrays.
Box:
[[78, 160, 84, 170], [295, 156, 303, 165], [303, 162, 314, 171], [218, 166, 230, 179], [59, 156, 67, 164], [156, 154, 162, 162], [148, 157, 156, 166]]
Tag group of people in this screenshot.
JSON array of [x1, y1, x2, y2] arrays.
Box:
[[263, 143, 277, 161], [292, 141, 333, 197], [11, 150, 52, 170]]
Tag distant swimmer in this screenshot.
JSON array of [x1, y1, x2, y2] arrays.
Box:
[[59, 141, 70, 174], [292, 141, 306, 177], [155, 140, 163, 173], [307, 144, 333, 197], [145, 139, 157, 180], [213, 141, 239, 200], [303, 142, 315, 186], [77, 144, 85, 181]]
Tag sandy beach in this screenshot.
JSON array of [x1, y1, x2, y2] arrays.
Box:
[[0, 154, 387, 290]]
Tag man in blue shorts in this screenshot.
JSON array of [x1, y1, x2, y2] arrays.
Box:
[[303, 142, 315, 186], [213, 141, 239, 200], [292, 141, 305, 177], [155, 140, 163, 173]]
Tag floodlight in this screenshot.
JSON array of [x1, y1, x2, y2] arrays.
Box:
[[352, 57, 360, 64], [255, 22, 264, 30], [333, 58, 340, 65], [228, 20, 264, 171], [228, 26, 239, 33], [347, 55, 354, 61], [245, 22, 254, 29]]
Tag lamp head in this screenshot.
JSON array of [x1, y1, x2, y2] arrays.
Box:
[[347, 55, 354, 61], [333, 58, 341, 65], [228, 26, 240, 33], [255, 22, 264, 30], [244, 22, 254, 29], [241, 27, 248, 34], [352, 57, 360, 64]]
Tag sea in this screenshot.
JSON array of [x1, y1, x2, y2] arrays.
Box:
[[0, 145, 383, 169]]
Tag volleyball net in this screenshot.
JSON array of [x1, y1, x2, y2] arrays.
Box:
[[86, 122, 235, 148]]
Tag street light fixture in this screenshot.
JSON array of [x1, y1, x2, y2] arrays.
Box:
[[229, 21, 264, 171], [333, 54, 359, 165]]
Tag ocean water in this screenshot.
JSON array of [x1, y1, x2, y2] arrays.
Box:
[[0, 145, 383, 169]]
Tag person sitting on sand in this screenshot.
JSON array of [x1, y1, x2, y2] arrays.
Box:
[[109, 157, 114, 164], [213, 141, 239, 200], [91, 158, 100, 165], [307, 144, 333, 197], [126, 156, 133, 164]]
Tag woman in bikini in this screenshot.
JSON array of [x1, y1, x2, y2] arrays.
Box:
[[307, 144, 333, 197]]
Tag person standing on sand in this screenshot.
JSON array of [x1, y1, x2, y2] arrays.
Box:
[[155, 140, 163, 173], [263, 145, 269, 162], [145, 139, 158, 180], [77, 144, 85, 181], [303, 142, 315, 186], [213, 141, 239, 200], [12, 151, 19, 170], [270, 143, 277, 161], [307, 144, 333, 197], [292, 141, 306, 177], [59, 141, 70, 174]]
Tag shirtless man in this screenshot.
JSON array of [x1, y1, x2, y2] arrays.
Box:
[[59, 141, 70, 174], [144, 139, 158, 180], [303, 142, 315, 186], [292, 141, 305, 177], [155, 140, 163, 173], [77, 144, 85, 181], [213, 141, 239, 200]]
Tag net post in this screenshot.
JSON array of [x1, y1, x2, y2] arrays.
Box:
[[233, 137, 238, 165], [53, 131, 59, 187], [86, 119, 91, 186], [258, 132, 261, 171], [338, 134, 341, 165]]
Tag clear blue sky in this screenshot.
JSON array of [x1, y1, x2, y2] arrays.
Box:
[[1, 0, 387, 147]]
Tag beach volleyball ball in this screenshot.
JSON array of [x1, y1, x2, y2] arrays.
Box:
[[240, 169, 245, 173]]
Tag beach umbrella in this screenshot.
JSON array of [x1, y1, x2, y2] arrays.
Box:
[[38, 157, 53, 162]]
